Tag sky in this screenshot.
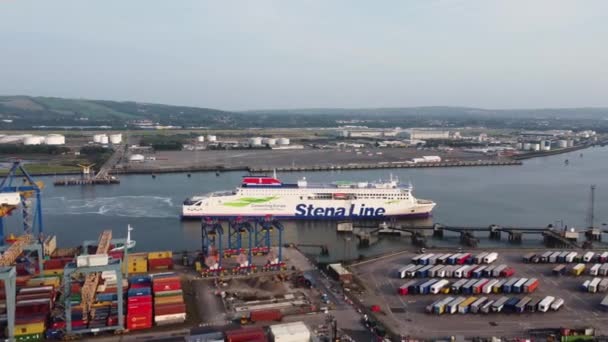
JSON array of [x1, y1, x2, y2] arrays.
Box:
[[0, 0, 607, 110]]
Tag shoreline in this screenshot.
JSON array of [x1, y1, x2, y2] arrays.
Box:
[[10, 143, 601, 177]]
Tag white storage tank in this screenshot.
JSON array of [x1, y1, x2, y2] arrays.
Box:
[[262, 138, 277, 145], [93, 134, 105, 143], [23, 136, 45, 145], [197, 135, 205, 143], [531, 143, 540, 151], [277, 138, 290, 145], [129, 154, 145, 162], [567, 140, 574, 147], [270, 321, 311, 342], [522, 143, 531, 150], [249, 137, 263, 146], [44, 134, 65, 145], [557, 140, 568, 148], [99, 135, 109, 144], [109, 134, 122, 144], [206, 135, 217, 142]]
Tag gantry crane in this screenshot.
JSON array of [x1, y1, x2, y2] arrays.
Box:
[[0, 161, 45, 243], [81, 230, 112, 320]]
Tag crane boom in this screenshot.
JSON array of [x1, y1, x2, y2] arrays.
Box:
[[0, 234, 33, 266], [81, 230, 112, 320]]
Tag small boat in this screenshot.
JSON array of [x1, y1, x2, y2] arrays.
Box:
[[110, 225, 136, 252]]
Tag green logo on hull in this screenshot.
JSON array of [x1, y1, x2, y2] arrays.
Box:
[[222, 196, 278, 207]]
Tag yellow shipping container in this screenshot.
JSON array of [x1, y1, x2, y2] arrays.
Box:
[[14, 321, 45, 335], [195, 261, 202, 272], [154, 295, 184, 305], [26, 276, 60, 288], [148, 251, 172, 260], [123, 263, 147, 274], [43, 269, 63, 277]]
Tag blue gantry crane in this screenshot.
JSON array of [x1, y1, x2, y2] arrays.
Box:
[[0, 160, 45, 244]]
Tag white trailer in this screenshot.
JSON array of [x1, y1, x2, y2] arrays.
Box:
[[538, 296, 555, 312], [430, 279, 450, 294], [443, 265, 455, 278], [491, 296, 509, 312], [565, 252, 578, 263], [583, 252, 595, 263], [549, 251, 561, 263], [482, 279, 499, 294], [454, 265, 471, 278], [398, 265, 417, 279], [589, 278, 602, 293], [599, 279, 608, 292], [483, 252, 498, 264], [428, 265, 444, 278], [406, 265, 424, 277], [600, 264, 608, 276], [446, 297, 467, 314], [589, 264, 601, 276], [470, 297, 487, 314], [435, 266, 447, 278], [474, 252, 488, 264], [550, 298, 564, 311], [540, 251, 553, 262]]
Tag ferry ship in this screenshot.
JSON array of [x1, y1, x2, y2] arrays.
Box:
[[181, 175, 435, 219]]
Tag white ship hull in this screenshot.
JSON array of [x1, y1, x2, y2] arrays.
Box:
[[182, 176, 436, 220]]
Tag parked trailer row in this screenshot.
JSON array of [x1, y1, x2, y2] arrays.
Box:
[[396, 263, 514, 279], [428, 295, 563, 315], [412, 252, 498, 266], [398, 277, 538, 296], [552, 263, 608, 277], [580, 278, 608, 293], [524, 251, 608, 264]]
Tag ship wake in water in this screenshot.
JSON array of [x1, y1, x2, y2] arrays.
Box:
[[44, 196, 175, 218]]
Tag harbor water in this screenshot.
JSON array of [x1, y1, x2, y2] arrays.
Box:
[[4, 146, 607, 261]]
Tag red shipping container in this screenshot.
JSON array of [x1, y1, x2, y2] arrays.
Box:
[[501, 267, 515, 277], [154, 303, 186, 316], [526, 280, 539, 293], [129, 283, 151, 289], [398, 286, 408, 296], [127, 303, 152, 316], [250, 309, 282, 322], [127, 313, 152, 323], [128, 295, 152, 305], [107, 316, 118, 326], [109, 251, 124, 260], [153, 280, 181, 292], [148, 258, 173, 268], [225, 327, 267, 342], [127, 321, 152, 330]]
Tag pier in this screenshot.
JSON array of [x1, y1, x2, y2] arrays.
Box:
[[53, 142, 126, 186]]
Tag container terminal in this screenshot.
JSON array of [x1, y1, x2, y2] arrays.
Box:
[[1, 161, 608, 341]]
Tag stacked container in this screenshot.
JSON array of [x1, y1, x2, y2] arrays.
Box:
[[127, 275, 153, 331], [90, 271, 124, 330], [124, 253, 148, 274], [148, 251, 174, 272], [11, 285, 55, 341], [151, 273, 186, 325]]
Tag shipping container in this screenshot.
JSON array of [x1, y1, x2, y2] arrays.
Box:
[[583, 252, 595, 263], [482, 265, 496, 278], [432, 296, 455, 315], [589, 278, 602, 293], [480, 300, 494, 314], [436, 254, 451, 265], [600, 264, 608, 276], [418, 279, 438, 295], [416, 265, 434, 278], [474, 252, 488, 264], [502, 278, 518, 294], [513, 278, 528, 294], [472, 266, 486, 278], [540, 251, 553, 263], [457, 253, 472, 265], [553, 265, 567, 276], [493, 279, 507, 294], [599, 252, 608, 263], [155, 313, 186, 325], [549, 252, 561, 263], [572, 263, 586, 276], [538, 296, 555, 312], [515, 297, 532, 313], [504, 297, 520, 312], [500, 267, 515, 278], [458, 297, 478, 314], [581, 280, 591, 291], [435, 266, 447, 278], [418, 254, 434, 265], [482, 279, 499, 294], [411, 254, 423, 264], [406, 265, 424, 278], [450, 279, 468, 294], [470, 297, 487, 314], [599, 279, 608, 293], [148, 251, 173, 260], [398, 280, 417, 295], [408, 280, 424, 295], [430, 280, 450, 295], [269, 322, 310, 342], [397, 265, 416, 279], [225, 328, 268, 342], [522, 253, 536, 263], [428, 255, 440, 265], [447, 253, 460, 265], [155, 303, 187, 316], [446, 297, 466, 314], [250, 309, 282, 322], [523, 278, 539, 293], [491, 297, 509, 312], [428, 265, 444, 278], [526, 297, 541, 312], [483, 252, 498, 264], [589, 264, 601, 276], [454, 266, 471, 279], [550, 298, 564, 311], [565, 252, 578, 263], [492, 265, 507, 278], [472, 279, 489, 294], [442, 265, 455, 278]]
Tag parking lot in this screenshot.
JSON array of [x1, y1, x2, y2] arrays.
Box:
[[351, 249, 608, 338]]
